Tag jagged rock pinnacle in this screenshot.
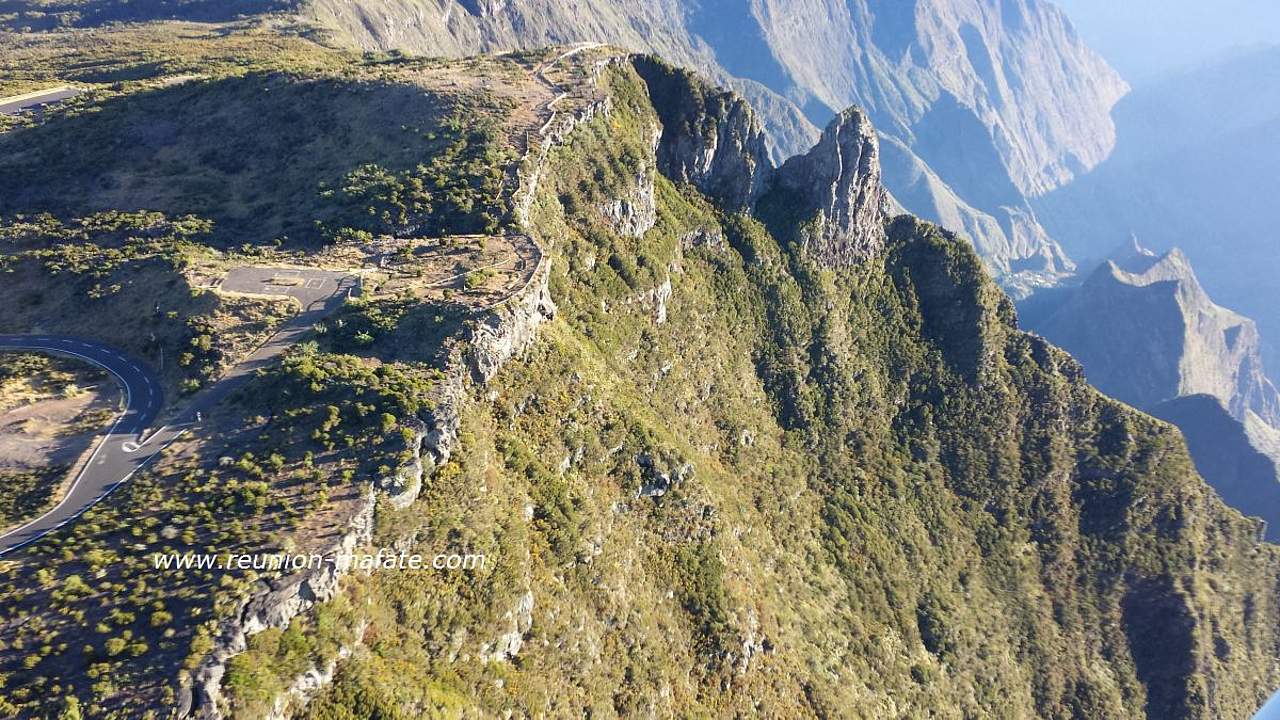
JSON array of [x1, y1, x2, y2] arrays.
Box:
[[774, 106, 890, 266]]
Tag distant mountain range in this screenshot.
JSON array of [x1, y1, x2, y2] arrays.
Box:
[[1022, 238, 1280, 427], [1034, 44, 1280, 371]]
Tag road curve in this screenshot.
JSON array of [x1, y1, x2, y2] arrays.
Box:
[[0, 335, 165, 556], [0, 270, 358, 556]]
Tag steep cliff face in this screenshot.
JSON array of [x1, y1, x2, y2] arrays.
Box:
[[1150, 395, 1280, 542], [631, 56, 772, 211], [1022, 238, 1280, 546], [749, 0, 1126, 197], [294, 56, 1280, 720], [765, 107, 890, 266]]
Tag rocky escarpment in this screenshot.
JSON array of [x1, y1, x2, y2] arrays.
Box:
[[180, 488, 376, 719], [631, 56, 772, 211], [296, 0, 1125, 290], [631, 53, 891, 269], [177, 48, 614, 720], [216, 47, 1280, 720], [765, 107, 890, 266], [1026, 238, 1280, 427]]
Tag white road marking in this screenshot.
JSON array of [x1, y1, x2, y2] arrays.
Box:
[[0, 341, 136, 555]]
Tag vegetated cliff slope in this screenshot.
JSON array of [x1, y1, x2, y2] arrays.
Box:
[[296, 0, 1123, 287], [1022, 239, 1280, 548], [294, 56, 1280, 720], [1149, 395, 1280, 543]]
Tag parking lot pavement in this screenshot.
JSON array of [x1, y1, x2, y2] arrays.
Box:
[[217, 267, 359, 310]]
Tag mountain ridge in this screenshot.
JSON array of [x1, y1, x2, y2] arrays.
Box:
[[291, 0, 1122, 288]]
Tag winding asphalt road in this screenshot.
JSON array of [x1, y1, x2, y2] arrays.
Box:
[[0, 335, 164, 556], [0, 267, 358, 556]]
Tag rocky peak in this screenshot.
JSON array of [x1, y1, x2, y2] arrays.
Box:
[[1106, 233, 1161, 274], [771, 106, 890, 266]]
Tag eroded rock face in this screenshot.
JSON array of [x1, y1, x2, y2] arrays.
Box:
[[771, 106, 890, 266], [480, 590, 535, 662], [459, 0, 507, 17], [184, 487, 376, 720], [599, 164, 657, 238], [631, 56, 772, 211]]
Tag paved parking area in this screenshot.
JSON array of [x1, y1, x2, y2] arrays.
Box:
[[218, 267, 359, 310]]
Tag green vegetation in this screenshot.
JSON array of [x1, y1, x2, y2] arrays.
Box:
[[223, 595, 360, 717], [0, 212, 293, 398], [0, 338, 443, 716], [302, 62, 1280, 720], [0, 72, 515, 248], [0, 0, 295, 31], [0, 23, 511, 716], [0, 17, 1276, 720]]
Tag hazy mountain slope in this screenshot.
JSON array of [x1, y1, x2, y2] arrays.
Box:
[[1150, 395, 1280, 542], [1050, 0, 1280, 82], [715, 0, 1128, 197], [1034, 45, 1280, 370], [1021, 238, 1280, 540], [880, 134, 1075, 294], [1025, 240, 1280, 427]]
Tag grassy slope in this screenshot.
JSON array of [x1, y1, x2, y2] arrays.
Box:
[[301, 63, 1280, 720], [0, 72, 513, 247]]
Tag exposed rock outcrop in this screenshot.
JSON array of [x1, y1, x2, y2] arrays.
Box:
[[183, 487, 376, 719], [599, 163, 657, 238], [479, 590, 535, 662], [631, 56, 772, 211], [377, 418, 426, 510], [769, 106, 890, 266]]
